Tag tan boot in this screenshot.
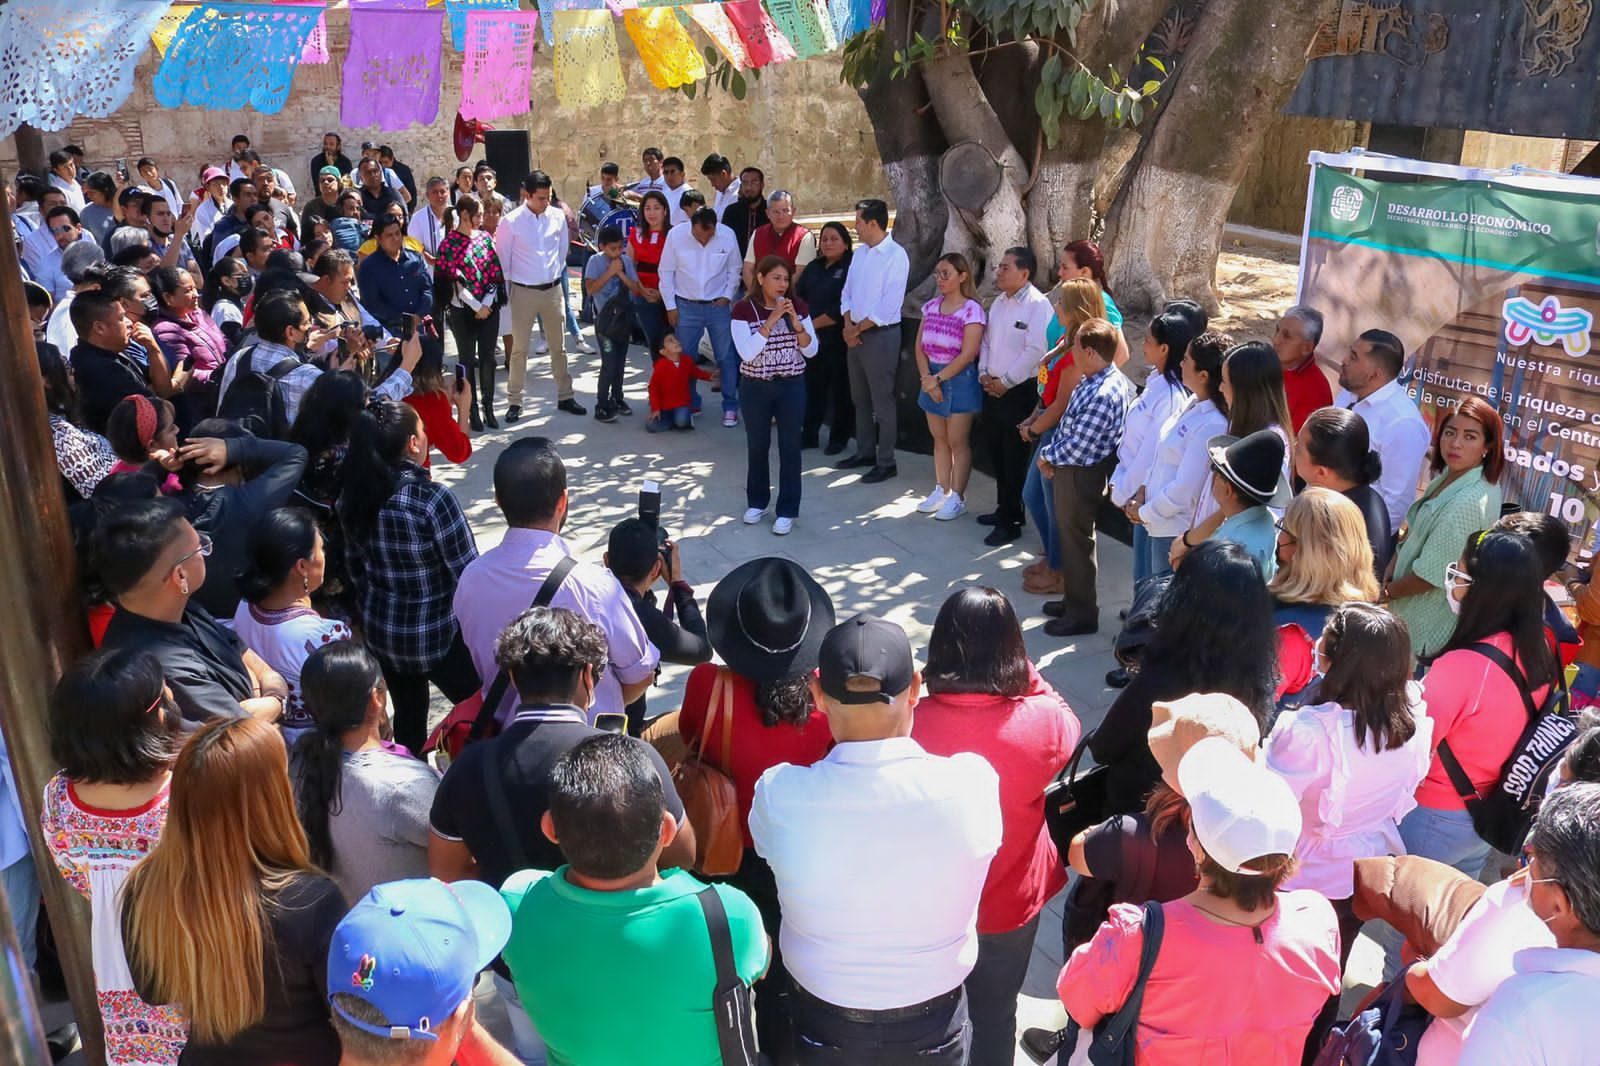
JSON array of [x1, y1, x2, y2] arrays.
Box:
[[1023, 569, 1063, 595]]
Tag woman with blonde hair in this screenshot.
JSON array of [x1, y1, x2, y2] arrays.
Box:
[[1271, 487, 1379, 706], [121, 716, 346, 1066], [913, 252, 986, 521], [1019, 276, 1110, 594]]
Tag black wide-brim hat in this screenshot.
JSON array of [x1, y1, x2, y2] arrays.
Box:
[[1207, 431, 1293, 508], [707, 558, 836, 684]]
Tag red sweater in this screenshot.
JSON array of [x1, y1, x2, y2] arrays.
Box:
[[911, 665, 1081, 933], [648, 355, 713, 414], [1283, 355, 1333, 433], [404, 389, 471, 467]]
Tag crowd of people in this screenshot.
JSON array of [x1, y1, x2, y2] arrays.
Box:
[[3, 131, 1599, 1066]]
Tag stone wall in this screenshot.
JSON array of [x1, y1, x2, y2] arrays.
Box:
[[1, 6, 889, 215]]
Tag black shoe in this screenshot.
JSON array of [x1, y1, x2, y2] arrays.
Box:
[[834, 454, 874, 470], [1042, 600, 1069, 618], [824, 438, 849, 456], [859, 464, 898, 484], [1106, 666, 1131, 688], [484, 410, 500, 429], [505, 405, 521, 424], [983, 523, 1022, 547], [1020, 1026, 1071, 1065], [976, 511, 1003, 526], [469, 409, 484, 432], [558, 398, 587, 416], [1044, 616, 1099, 638], [615, 400, 634, 416], [594, 405, 618, 424]]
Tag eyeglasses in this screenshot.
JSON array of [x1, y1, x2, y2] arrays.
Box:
[[50, 224, 75, 235], [171, 532, 213, 570], [1273, 518, 1297, 542]]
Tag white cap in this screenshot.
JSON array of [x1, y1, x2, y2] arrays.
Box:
[[1178, 737, 1301, 875], [1148, 692, 1262, 796]]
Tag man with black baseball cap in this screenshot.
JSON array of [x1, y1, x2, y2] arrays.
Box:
[[749, 613, 1002, 1064]]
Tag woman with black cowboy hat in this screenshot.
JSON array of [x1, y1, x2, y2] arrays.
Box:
[[675, 556, 836, 1055], [1171, 427, 1292, 576]]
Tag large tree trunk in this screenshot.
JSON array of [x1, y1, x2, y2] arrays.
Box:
[[1102, 0, 1322, 316], [1024, 0, 1173, 267], [857, 2, 947, 295]]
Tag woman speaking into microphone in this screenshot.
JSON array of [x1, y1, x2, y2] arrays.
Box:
[[732, 255, 818, 536]]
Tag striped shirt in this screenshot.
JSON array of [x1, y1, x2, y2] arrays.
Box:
[[732, 296, 819, 379]]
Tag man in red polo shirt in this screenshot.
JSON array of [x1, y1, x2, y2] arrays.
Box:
[[1272, 304, 1333, 433]]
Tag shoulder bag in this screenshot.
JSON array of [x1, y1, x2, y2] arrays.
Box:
[[1436, 641, 1577, 854], [693, 885, 761, 1066], [1312, 976, 1428, 1066], [1025, 901, 1166, 1066], [673, 669, 745, 877], [1044, 731, 1113, 861], [424, 557, 579, 760]]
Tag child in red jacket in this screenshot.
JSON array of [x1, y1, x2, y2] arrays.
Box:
[[647, 333, 712, 432]]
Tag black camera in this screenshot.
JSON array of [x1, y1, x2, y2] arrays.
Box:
[[638, 479, 671, 568]]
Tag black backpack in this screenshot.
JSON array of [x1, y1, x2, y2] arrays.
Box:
[[216, 345, 299, 439], [1437, 641, 1578, 854]]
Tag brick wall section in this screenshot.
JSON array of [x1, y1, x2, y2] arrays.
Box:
[[1, 6, 889, 215]]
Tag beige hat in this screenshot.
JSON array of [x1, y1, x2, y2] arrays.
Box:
[[1148, 692, 1262, 796]]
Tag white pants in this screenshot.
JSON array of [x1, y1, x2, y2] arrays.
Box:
[[490, 971, 548, 1065]]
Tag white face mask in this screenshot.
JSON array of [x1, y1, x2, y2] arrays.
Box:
[[1312, 638, 1328, 678], [1444, 568, 1469, 615]]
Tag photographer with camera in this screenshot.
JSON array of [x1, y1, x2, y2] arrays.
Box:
[[605, 517, 712, 734]]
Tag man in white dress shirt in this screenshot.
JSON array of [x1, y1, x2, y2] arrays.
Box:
[[750, 614, 1001, 1065], [978, 247, 1055, 545], [496, 170, 586, 422], [1333, 327, 1430, 530], [661, 156, 693, 226], [406, 176, 451, 265], [836, 199, 911, 483], [700, 153, 741, 218], [658, 207, 742, 426]]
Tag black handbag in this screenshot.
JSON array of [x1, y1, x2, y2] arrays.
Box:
[[1113, 572, 1171, 671], [1312, 976, 1428, 1066], [1025, 901, 1166, 1065], [1044, 732, 1112, 861]]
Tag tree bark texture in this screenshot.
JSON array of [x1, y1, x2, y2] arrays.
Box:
[[1102, 0, 1323, 315]]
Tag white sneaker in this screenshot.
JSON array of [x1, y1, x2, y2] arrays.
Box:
[[916, 486, 948, 514], [773, 517, 794, 536], [723, 411, 739, 428], [934, 493, 968, 521], [573, 337, 595, 354], [742, 507, 766, 524], [535, 339, 549, 355]]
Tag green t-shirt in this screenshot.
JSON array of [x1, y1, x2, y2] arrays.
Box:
[[499, 867, 769, 1066]]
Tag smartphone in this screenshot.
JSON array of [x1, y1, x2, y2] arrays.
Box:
[[593, 713, 628, 735], [115, 158, 129, 182], [453, 363, 465, 390], [400, 313, 418, 342]]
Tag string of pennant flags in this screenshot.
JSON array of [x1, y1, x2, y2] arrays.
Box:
[[0, 0, 885, 139]]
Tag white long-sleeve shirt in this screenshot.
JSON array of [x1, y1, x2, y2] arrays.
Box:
[[1110, 374, 1191, 508], [841, 233, 910, 327], [657, 221, 740, 309], [1138, 396, 1229, 537], [406, 205, 448, 258], [979, 283, 1054, 388], [1334, 378, 1431, 530], [494, 202, 566, 286]]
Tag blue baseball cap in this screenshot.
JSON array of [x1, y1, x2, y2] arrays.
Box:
[[328, 878, 511, 1041]]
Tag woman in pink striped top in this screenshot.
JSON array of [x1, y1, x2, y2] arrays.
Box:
[[915, 253, 987, 521]]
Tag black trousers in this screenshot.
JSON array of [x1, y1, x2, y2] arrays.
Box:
[[803, 329, 854, 445], [978, 381, 1038, 525], [447, 304, 500, 418], [377, 629, 482, 754], [790, 985, 969, 1065], [720, 849, 792, 1060]]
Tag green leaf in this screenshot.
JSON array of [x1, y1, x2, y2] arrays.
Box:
[[1130, 99, 1144, 125], [1141, 80, 1162, 96], [1064, 69, 1084, 113], [892, 49, 903, 64], [1112, 97, 1123, 124], [1098, 89, 1115, 118], [1041, 52, 1062, 87], [1147, 56, 1167, 74], [705, 46, 719, 67], [683, 81, 697, 100], [731, 71, 747, 100]]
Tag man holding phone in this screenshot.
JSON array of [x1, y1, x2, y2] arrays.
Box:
[[357, 216, 433, 337]]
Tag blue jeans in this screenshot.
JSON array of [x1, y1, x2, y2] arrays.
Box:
[[1023, 450, 1059, 569], [741, 374, 806, 517], [1131, 525, 1151, 587], [1400, 804, 1491, 879], [2, 852, 39, 971], [792, 986, 969, 1066], [632, 294, 668, 357], [965, 916, 1040, 1066], [674, 299, 737, 415], [596, 333, 627, 408], [1574, 662, 1600, 698], [1147, 534, 1175, 579], [646, 406, 692, 432]]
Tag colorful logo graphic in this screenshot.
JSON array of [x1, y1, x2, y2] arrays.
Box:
[[352, 953, 376, 991], [1329, 185, 1366, 223], [1503, 295, 1594, 356]]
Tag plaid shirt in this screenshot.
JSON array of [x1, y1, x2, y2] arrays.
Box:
[[435, 229, 505, 304], [345, 463, 479, 672], [1041, 365, 1135, 467]]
